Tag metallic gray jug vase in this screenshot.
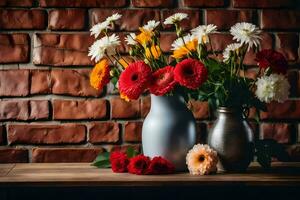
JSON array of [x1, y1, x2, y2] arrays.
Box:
[[208, 107, 254, 172], [142, 94, 197, 171]]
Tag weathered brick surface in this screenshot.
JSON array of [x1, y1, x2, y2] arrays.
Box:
[[30, 70, 51, 94], [0, 148, 28, 163], [132, 0, 173, 7], [209, 33, 233, 51], [111, 97, 140, 119], [262, 10, 300, 30], [91, 9, 160, 31], [124, 121, 143, 142], [51, 69, 101, 97], [233, 0, 295, 8], [0, 0, 34, 7], [33, 33, 94, 66], [32, 148, 103, 162], [207, 10, 254, 30], [88, 122, 120, 143], [0, 9, 46, 29], [40, 0, 127, 7], [0, 34, 29, 63], [48, 9, 86, 30], [276, 33, 299, 62], [0, 70, 29, 96], [261, 101, 300, 120], [7, 124, 86, 144], [188, 100, 210, 119], [260, 123, 293, 144], [53, 99, 107, 120], [182, 0, 225, 7]]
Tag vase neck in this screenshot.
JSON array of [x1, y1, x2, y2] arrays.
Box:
[[217, 107, 243, 119], [149, 94, 186, 112]]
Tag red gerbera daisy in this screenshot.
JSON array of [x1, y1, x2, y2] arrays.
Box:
[[119, 61, 152, 100], [146, 156, 175, 175], [174, 58, 208, 89], [255, 49, 288, 74], [127, 155, 151, 175], [110, 151, 129, 173], [149, 66, 177, 96]]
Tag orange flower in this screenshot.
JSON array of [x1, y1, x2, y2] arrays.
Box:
[[90, 59, 110, 91], [118, 57, 133, 69], [172, 39, 198, 59], [145, 45, 161, 60], [136, 28, 153, 46]]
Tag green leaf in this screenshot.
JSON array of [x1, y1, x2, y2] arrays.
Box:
[[126, 147, 138, 158], [92, 152, 111, 168]]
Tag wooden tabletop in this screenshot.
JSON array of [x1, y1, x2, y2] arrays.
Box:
[[0, 162, 300, 187]]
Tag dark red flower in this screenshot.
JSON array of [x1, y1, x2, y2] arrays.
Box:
[[127, 155, 151, 175], [174, 58, 208, 89], [110, 151, 129, 173], [255, 49, 288, 74], [149, 66, 177, 96], [119, 61, 152, 100], [147, 156, 175, 175]]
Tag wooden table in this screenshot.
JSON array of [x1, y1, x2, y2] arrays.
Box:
[[0, 162, 300, 200]]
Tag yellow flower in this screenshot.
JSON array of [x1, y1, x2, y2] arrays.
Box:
[[172, 39, 198, 59], [186, 144, 218, 175], [145, 45, 161, 60], [120, 92, 130, 102], [136, 28, 153, 46], [90, 59, 110, 91]]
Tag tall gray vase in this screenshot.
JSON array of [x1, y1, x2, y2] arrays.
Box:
[[208, 107, 254, 172], [142, 94, 197, 171]]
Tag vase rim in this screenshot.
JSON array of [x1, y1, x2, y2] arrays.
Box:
[[217, 107, 242, 113]]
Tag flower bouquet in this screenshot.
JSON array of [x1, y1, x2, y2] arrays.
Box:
[[89, 12, 290, 174]]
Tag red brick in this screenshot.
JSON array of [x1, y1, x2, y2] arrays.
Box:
[[162, 9, 201, 30], [51, 69, 101, 97], [0, 126, 4, 144], [160, 33, 177, 52], [30, 70, 51, 94], [91, 9, 160, 31], [276, 33, 299, 62], [0, 0, 34, 7], [7, 123, 86, 145], [262, 10, 300, 30], [48, 9, 85, 30], [0, 9, 46, 29], [233, 0, 295, 8], [207, 10, 254, 30], [124, 121, 143, 142], [141, 96, 151, 118], [182, 0, 224, 7], [0, 70, 29, 96], [53, 99, 107, 120], [0, 34, 29, 63], [132, 0, 173, 7], [260, 100, 300, 120], [0, 148, 28, 163], [188, 100, 210, 119], [33, 33, 94, 66], [0, 100, 49, 121], [110, 144, 141, 153], [88, 122, 120, 144], [287, 70, 298, 97], [260, 32, 274, 50], [111, 97, 140, 119], [287, 145, 300, 161], [40, 0, 127, 7], [209, 33, 233, 51], [29, 100, 49, 120], [260, 123, 293, 144], [32, 148, 103, 163]]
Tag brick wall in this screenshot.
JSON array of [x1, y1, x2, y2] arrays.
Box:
[[0, 0, 300, 163]]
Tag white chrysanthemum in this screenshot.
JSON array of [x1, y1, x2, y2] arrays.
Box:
[[191, 24, 217, 44], [125, 33, 137, 45], [186, 144, 218, 175], [164, 13, 188, 25], [171, 34, 195, 50], [230, 22, 261, 51], [88, 34, 120, 62], [90, 21, 110, 38], [222, 43, 243, 62], [143, 20, 160, 31], [255, 74, 290, 103], [106, 13, 122, 23]]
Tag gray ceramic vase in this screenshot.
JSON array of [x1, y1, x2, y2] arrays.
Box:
[[208, 107, 255, 172], [142, 94, 197, 171]]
